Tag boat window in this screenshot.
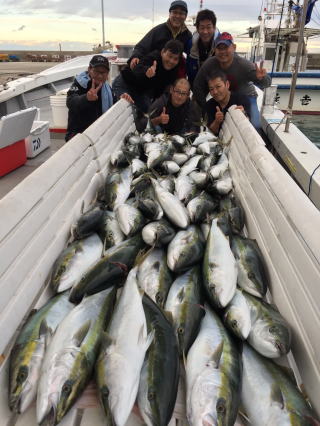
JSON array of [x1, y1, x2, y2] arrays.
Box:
[[265, 48, 274, 60]]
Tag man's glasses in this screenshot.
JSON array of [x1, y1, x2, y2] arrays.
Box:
[[173, 89, 189, 96]]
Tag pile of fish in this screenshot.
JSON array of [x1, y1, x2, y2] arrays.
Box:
[[8, 130, 319, 425]]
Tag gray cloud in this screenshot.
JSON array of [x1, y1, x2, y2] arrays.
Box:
[[0, 0, 261, 23], [14, 24, 26, 31]]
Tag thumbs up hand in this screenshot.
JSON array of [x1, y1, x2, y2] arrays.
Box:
[[146, 60, 157, 78], [159, 107, 169, 124], [215, 106, 224, 123]]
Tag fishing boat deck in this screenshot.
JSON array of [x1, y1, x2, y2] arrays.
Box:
[[0, 134, 65, 200]]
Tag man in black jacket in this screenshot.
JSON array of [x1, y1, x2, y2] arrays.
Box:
[[65, 55, 132, 142], [129, 0, 192, 70], [112, 40, 183, 116], [149, 78, 199, 134]]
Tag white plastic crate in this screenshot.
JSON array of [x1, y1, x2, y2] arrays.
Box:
[[25, 120, 50, 158]]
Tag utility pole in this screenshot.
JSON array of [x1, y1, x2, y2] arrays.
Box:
[[284, 0, 308, 132], [101, 0, 106, 48]]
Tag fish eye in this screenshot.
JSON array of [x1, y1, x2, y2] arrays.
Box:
[[216, 398, 226, 414], [102, 386, 109, 398], [177, 326, 184, 334], [248, 272, 255, 279], [155, 293, 163, 303], [59, 265, 66, 274], [231, 319, 238, 328], [17, 366, 28, 383], [148, 390, 155, 401], [62, 381, 73, 396]]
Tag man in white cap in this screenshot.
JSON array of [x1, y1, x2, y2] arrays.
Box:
[[128, 1, 192, 70]]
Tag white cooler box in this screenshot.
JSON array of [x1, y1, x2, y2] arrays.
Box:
[[25, 120, 50, 158]]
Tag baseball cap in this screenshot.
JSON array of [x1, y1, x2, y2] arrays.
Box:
[[89, 55, 110, 70], [169, 0, 188, 14], [214, 32, 234, 47]]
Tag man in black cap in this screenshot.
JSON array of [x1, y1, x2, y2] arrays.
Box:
[[65, 55, 132, 141], [128, 1, 191, 70], [112, 40, 183, 128]]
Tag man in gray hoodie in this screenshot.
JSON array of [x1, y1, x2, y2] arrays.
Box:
[[193, 32, 271, 131]]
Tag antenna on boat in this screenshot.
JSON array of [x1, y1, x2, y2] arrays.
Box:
[[101, 0, 106, 49], [284, 0, 309, 132]]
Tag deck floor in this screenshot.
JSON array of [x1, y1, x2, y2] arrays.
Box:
[[0, 133, 65, 200]]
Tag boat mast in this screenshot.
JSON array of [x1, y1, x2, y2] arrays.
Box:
[[284, 0, 309, 132]]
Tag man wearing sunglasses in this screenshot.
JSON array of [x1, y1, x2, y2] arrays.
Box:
[[65, 55, 132, 142], [148, 78, 199, 134], [128, 1, 192, 70]]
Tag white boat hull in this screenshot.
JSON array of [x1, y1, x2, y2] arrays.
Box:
[[0, 101, 319, 423]]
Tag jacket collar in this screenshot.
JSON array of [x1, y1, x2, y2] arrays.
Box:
[[166, 19, 188, 38]]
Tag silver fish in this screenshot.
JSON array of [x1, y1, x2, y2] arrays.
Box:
[[105, 166, 132, 210], [165, 266, 204, 356], [151, 178, 190, 229], [187, 192, 217, 223], [231, 235, 269, 298], [173, 152, 189, 166], [186, 306, 242, 426], [9, 292, 74, 414], [141, 219, 176, 247], [203, 218, 237, 308], [138, 248, 173, 308], [115, 203, 145, 237], [37, 288, 116, 425], [162, 160, 180, 175], [97, 211, 124, 250], [95, 267, 154, 426], [167, 225, 205, 272], [50, 234, 103, 293], [179, 155, 203, 176], [209, 152, 229, 180], [242, 344, 319, 425]]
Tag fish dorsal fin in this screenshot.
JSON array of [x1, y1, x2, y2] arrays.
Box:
[[72, 320, 91, 347], [100, 331, 114, 349], [177, 287, 185, 303], [211, 341, 224, 369], [277, 364, 297, 385], [134, 247, 152, 267], [182, 350, 187, 370], [270, 383, 285, 409], [164, 310, 174, 324], [145, 330, 155, 351], [39, 319, 50, 339]]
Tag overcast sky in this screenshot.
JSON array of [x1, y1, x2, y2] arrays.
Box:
[[0, 0, 320, 52]]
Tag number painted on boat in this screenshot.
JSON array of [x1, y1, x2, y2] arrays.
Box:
[[32, 137, 41, 151]]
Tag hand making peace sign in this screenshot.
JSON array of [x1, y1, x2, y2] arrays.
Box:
[[255, 61, 267, 80], [87, 80, 103, 101]]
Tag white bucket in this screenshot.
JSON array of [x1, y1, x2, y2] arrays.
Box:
[[50, 95, 68, 128]]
